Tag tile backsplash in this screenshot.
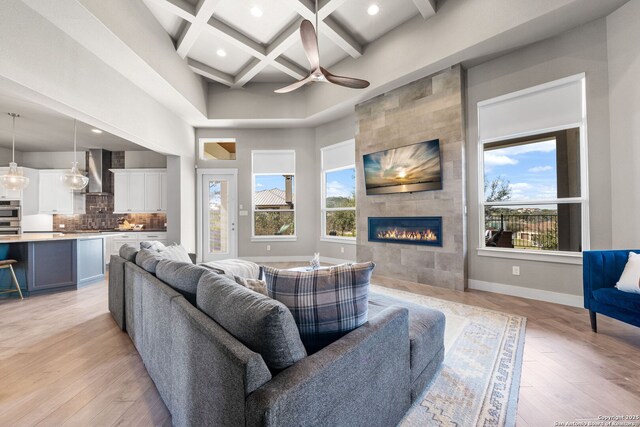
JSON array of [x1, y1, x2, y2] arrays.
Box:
[[52, 151, 167, 231]]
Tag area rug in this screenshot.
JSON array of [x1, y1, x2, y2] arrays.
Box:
[[369, 285, 526, 427]]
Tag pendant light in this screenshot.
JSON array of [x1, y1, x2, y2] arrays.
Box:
[[0, 113, 29, 191], [60, 119, 89, 191]]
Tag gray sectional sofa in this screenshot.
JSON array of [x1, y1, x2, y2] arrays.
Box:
[[108, 249, 445, 427]]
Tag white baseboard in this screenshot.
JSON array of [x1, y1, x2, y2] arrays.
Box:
[[239, 255, 355, 264], [321, 256, 356, 264], [240, 256, 310, 263], [468, 279, 583, 308]]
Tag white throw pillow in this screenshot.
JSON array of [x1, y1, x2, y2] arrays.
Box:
[[616, 252, 640, 294]]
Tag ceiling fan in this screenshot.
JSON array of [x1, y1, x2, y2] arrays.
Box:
[[274, 1, 370, 94]]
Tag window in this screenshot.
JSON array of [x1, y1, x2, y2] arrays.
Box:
[[477, 74, 588, 260], [482, 129, 584, 253], [200, 138, 236, 160], [252, 150, 295, 239], [321, 141, 356, 241]]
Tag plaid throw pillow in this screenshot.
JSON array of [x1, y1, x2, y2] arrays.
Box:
[[263, 262, 375, 353]]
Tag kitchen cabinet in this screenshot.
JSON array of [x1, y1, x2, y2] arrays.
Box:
[[109, 232, 168, 256], [38, 170, 85, 214], [112, 169, 166, 214], [144, 172, 167, 213], [0, 167, 39, 215]]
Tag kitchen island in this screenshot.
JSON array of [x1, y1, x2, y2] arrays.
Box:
[[0, 233, 118, 296]]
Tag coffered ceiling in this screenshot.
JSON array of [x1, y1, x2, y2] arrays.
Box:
[[142, 0, 435, 88]]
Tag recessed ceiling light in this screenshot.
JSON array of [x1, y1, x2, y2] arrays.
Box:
[[250, 6, 263, 17], [367, 4, 380, 15], [216, 49, 227, 57], [91, 128, 103, 134]]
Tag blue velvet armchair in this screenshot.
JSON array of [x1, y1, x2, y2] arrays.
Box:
[[583, 250, 640, 332]]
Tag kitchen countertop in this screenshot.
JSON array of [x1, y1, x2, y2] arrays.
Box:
[[24, 229, 167, 234], [0, 233, 121, 243]]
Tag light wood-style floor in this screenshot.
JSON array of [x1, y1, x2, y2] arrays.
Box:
[[1, 271, 640, 426]]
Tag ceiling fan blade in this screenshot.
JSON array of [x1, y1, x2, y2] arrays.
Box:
[[274, 75, 314, 93], [321, 67, 370, 89], [300, 20, 320, 71]]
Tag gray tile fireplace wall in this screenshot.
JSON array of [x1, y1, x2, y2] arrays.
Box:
[[355, 66, 467, 291]]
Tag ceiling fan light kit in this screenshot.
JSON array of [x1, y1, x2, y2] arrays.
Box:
[[0, 113, 30, 191], [275, 0, 370, 94]]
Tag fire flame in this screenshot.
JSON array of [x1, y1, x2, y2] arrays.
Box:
[[376, 228, 438, 241]]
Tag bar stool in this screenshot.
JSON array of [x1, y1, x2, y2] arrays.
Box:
[[0, 260, 23, 300]]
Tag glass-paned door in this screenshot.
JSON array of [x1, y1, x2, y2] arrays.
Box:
[[202, 173, 237, 261]]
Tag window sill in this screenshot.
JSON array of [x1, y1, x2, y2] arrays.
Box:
[[320, 237, 357, 245], [251, 236, 297, 242], [476, 247, 582, 265]]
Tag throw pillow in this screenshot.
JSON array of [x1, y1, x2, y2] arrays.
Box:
[[263, 262, 375, 354], [234, 275, 268, 296], [140, 240, 166, 251], [156, 260, 208, 304], [158, 244, 192, 263], [616, 252, 640, 294], [199, 259, 262, 279], [196, 272, 307, 372], [118, 243, 138, 262]]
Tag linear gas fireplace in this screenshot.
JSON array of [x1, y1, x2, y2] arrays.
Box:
[[368, 216, 442, 247]]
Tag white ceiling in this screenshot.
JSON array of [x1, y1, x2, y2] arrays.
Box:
[[0, 92, 146, 152], [141, 0, 431, 88]]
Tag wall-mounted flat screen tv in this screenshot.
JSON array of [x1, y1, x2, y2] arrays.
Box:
[[363, 139, 442, 195]]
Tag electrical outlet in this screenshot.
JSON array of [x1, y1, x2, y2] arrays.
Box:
[[512, 266, 520, 276], [59, 224, 65, 229], [239, 204, 244, 210], [340, 247, 345, 253], [267, 245, 271, 251]]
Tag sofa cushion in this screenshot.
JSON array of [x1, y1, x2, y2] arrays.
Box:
[[368, 292, 445, 384], [158, 244, 192, 263], [119, 243, 139, 262], [196, 272, 307, 372], [140, 240, 166, 251], [593, 287, 640, 312], [156, 260, 208, 305], [263, 262, 374, 354], [135, 248, 165, 274]]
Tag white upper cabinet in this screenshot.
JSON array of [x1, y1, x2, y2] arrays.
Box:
[[0, 167, 29, 200], [144, 171, 167, 213], [112, 169, 167, 214], [38, 170, 77, 214]]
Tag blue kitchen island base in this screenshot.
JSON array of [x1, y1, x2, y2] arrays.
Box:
[[0, 234, 108, 297]]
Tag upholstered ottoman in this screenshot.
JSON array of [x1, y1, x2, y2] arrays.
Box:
[[368, 292, 446, 401]]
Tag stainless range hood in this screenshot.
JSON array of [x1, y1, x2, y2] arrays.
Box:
[[87, 149, 113, 195]]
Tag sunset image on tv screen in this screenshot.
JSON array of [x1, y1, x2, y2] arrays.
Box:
[[363, 139, 442, 195]]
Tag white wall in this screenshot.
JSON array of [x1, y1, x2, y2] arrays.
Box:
[[607, 0, 640, 248], [0, 1, 195, 247], [0, 147, 21, 166], [22, 151, 81, 169], [466, 18, 612, 297], [124, 151, 167, 168], [196, 128, 317, 259]]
